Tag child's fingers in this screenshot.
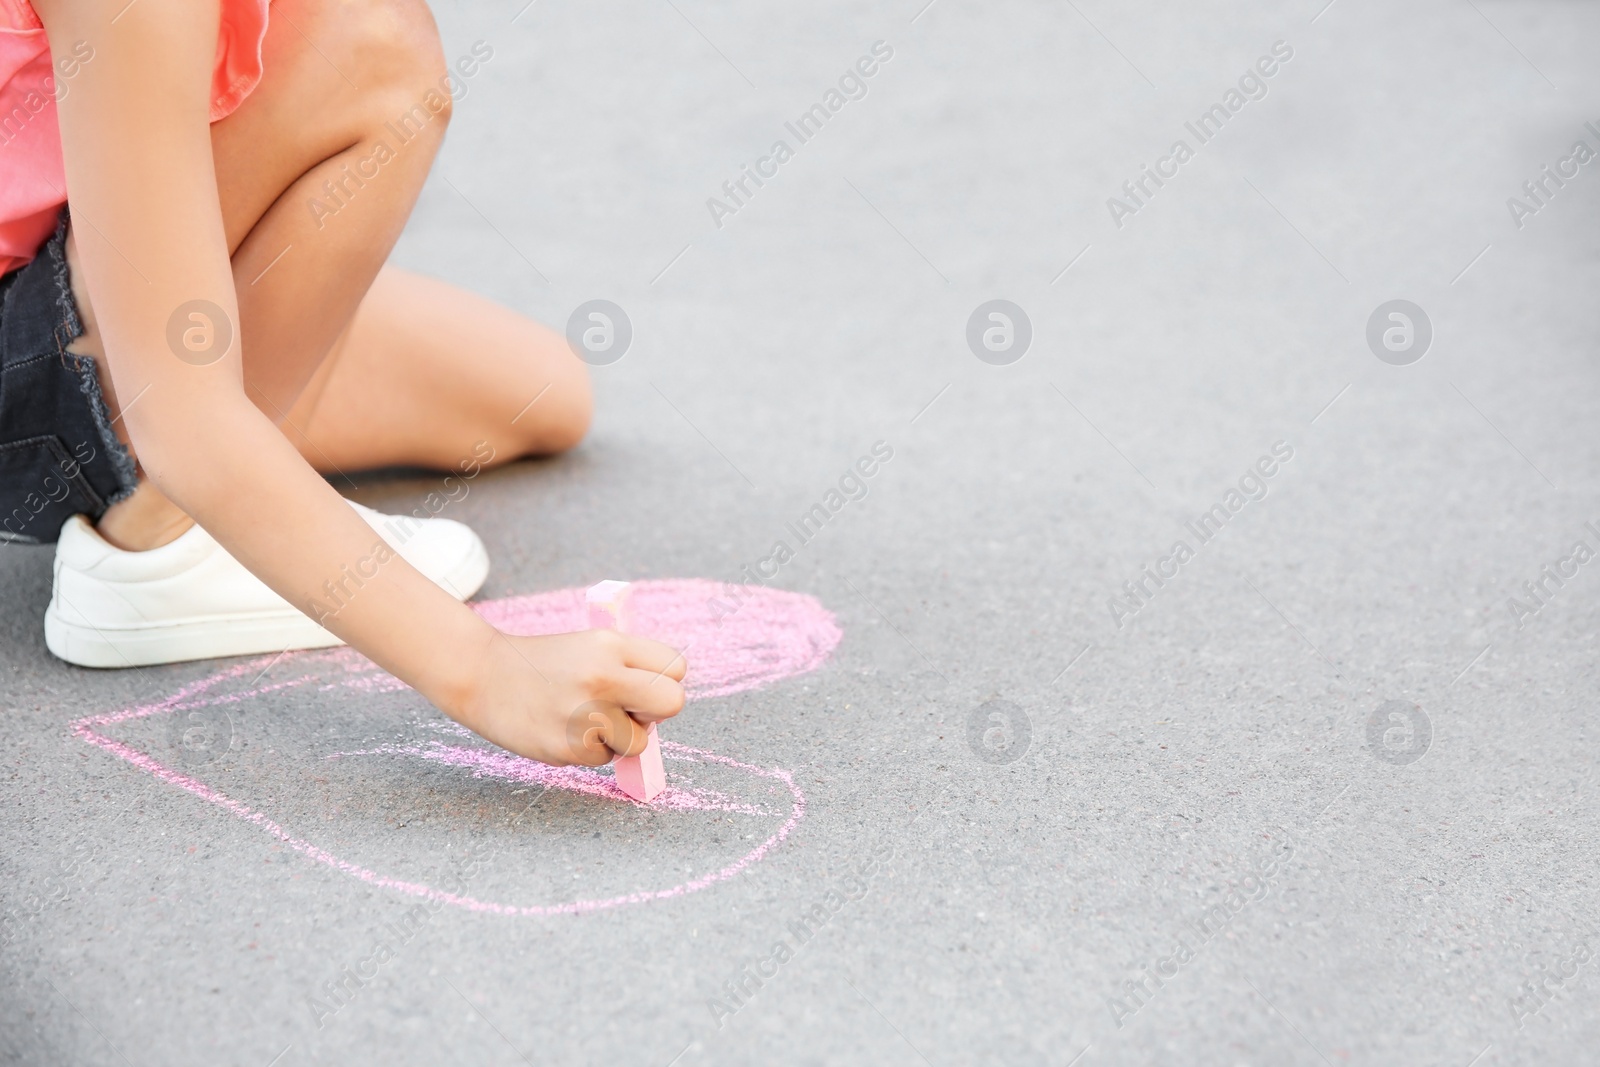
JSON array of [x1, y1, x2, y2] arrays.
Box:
[[561, 703, 624, 767], [565, 740, 614, 768], [619, 635, 688, 682], [606, 710, 654, 759], [563, 701, 647, 765], [614, 669, 687, 723]]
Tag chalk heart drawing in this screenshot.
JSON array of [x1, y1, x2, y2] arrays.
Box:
[[72, 580, 841, 916]]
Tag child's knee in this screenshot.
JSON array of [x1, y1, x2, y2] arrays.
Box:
[[298, 0, 452, 129], [498, 366, 592, 460], [530, 368, 593, 455]]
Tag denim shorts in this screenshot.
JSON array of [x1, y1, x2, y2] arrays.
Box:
[[0, 210, 139, 544]]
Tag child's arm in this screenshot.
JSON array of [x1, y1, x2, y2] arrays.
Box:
[[37, 0, 683, 764]]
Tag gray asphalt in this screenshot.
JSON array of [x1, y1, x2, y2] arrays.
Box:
[[7, 1, 1600, 1064]]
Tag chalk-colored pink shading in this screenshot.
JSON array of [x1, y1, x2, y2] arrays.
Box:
[[476, 578, 840, 699], [70, 581, 837, 915], [268, 578, 841, 702], [326, 737, 778, 817]]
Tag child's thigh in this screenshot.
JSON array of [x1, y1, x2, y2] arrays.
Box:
[[209, 0, 448, 253]]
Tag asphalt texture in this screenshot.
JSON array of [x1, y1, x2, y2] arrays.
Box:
[[6, 1, 1600, 1064]]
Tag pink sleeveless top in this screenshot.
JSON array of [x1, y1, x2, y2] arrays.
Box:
[[0, 0, 269, 275]]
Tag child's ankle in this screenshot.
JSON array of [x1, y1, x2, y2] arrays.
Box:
[[95, 481, 195, 551]]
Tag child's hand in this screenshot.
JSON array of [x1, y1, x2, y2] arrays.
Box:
[[455, 630, 688, 767]]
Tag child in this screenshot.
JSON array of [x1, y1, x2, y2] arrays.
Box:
[[0, 0, 685, 766]]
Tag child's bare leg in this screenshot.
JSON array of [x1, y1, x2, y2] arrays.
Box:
[[285, 267, 592, 473], [84, 0, 452, 549]]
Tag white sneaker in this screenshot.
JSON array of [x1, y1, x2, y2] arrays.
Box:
[[43, 500, 490, 668]]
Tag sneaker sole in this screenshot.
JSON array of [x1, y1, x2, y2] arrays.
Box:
[[44, 536, 491, 669]]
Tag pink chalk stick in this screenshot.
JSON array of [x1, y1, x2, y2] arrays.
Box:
[[613, 723, 666, 802], [586, 580, 666, 802], [586, 579, 631, 632]]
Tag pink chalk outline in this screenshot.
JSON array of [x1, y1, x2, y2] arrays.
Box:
[[70, 580, 840, 916], [328, 733, 780, 817]]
